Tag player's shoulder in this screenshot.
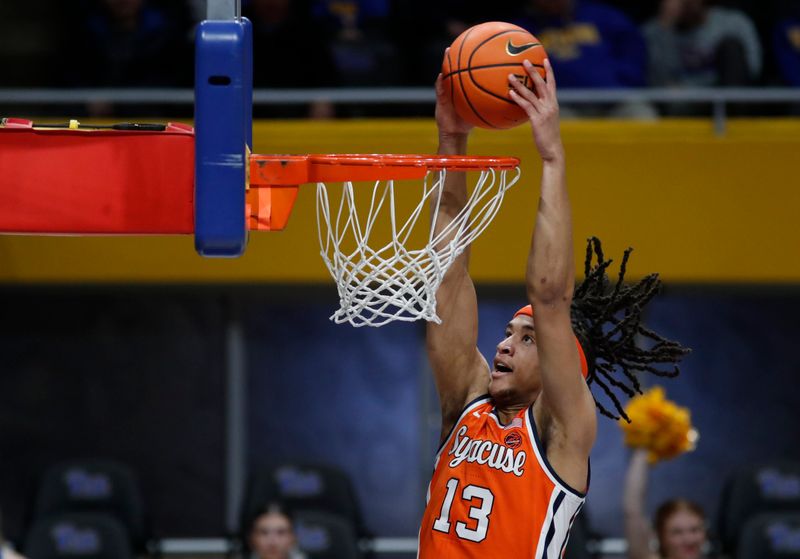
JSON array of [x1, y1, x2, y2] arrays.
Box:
[[438, 393, 492, 452], [460, 393, 493, 416], [448, 393, 492, 423]]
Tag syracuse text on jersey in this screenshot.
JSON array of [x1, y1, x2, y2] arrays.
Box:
[[447, 424, 527, 477]]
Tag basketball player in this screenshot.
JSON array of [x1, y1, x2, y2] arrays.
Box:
[[417, 54, 688, 557]]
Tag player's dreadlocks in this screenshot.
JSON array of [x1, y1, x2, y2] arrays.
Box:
[[570, 237, 690, 422]]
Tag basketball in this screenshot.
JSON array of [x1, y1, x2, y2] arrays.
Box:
[[442, 21, 547, 129]]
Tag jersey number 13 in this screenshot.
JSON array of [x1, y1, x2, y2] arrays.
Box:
[[432, 478, 495, 542]]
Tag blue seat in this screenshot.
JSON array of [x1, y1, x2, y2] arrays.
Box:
[[23, 512, 133, 559], [737, 512, 800, 558], [717, 462, 800, 555], [32, 460, 149, 553], [241, 463, 367, 542], [294, 510, 360, 559]]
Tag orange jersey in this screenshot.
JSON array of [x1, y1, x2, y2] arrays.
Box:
[[418, 395, 587, 558]]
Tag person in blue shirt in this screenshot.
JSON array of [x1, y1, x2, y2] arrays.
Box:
[[773, 9, 800, 86], [309, 0, 398, 87], [311, 0, 390, 39], [512, 0, 648, 89]]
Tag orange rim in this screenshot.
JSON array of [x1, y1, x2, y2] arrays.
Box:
[[308, 154, 520, 171], [247, 153, 521, 232], [249, 153, 520, 189]]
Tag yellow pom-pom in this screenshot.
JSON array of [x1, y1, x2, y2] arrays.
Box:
[[619, 386, 698, 463], [68, 119, 80, 130]]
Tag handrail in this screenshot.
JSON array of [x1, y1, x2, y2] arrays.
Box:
[[1, 86, 797, 135], [0, 86, 797, 105], [156, 536, 630, 555]]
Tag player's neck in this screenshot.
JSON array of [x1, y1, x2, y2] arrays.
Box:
[[494, 402, 529, 425], [492, 388, 540, 424]]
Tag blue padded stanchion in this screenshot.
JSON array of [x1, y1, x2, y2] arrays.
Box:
[[243, 19, 253, 150], [194, 17, 253, 257]]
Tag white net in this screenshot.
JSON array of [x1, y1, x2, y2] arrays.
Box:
[[316, 166, 521, 327]]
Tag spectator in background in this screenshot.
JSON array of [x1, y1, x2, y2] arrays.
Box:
[[310, 0, 399, 87], [312, 0, 390, 40], [0, 508, 28, 559], [512, 0, 656, 117], [773, 6, 800, 86], [247, 0, 338, 118], [248, 503, 305, 559], [59, 0, 192, 116], [643, 0, 762, 88], [601, 0, 658, 25], [392, 0, 520, 85], [513, 0, 648, 89], [624, 449, 709, 559]]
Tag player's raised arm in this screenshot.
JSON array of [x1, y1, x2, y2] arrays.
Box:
[[509, 60, 596, 456], [426, 63, 490, 435]]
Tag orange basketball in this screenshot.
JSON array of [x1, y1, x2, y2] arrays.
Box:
[[442, 21, 547, 129]]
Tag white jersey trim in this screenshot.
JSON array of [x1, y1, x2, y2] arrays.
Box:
[[533, 488, 585, 559]]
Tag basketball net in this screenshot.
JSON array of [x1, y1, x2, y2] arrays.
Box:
[[315, 167, 521, 327]]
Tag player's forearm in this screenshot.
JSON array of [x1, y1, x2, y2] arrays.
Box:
[[526, 154, 574, 305], [436, 133, 468, 203], [432, 133, 469, 252], [438, 132, 468, 155]]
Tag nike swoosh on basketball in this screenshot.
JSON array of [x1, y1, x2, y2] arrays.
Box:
[[506, 40, 540, 56]]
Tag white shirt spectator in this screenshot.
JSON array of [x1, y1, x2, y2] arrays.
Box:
[[644, 6, 762, 86]]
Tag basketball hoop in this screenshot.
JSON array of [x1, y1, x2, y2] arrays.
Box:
[[249, 154, 521, 327]]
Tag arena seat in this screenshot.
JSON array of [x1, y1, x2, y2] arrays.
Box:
[[32, 460, 150, 554], [717, 462, 800, 554], [240, 463, 368, 542], [293, 510, 360, 559], [736, 512, 800, 558], [23, 512, 133, 559]]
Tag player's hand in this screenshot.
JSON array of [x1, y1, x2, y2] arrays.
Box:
[[435, 49, 473, 141], [508, 59, 564, 163]]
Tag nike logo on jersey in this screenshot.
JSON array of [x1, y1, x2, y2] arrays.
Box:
[[506, 39, 541, 56], [448, 425, 527, 477]]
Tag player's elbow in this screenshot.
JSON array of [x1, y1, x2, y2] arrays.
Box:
[[526, 279, 574, 309]]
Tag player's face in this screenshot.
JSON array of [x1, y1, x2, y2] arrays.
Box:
[[249, 512, 296, 559], [489, 315, 542, 404], [660, 509, 706, 559]]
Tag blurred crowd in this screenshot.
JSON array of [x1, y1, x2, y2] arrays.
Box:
[[1, 0, 799, 116]]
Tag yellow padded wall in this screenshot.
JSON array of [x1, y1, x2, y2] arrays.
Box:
[[1, 119, 798, 283]]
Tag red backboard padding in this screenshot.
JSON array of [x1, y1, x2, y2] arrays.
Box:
[[0, 122, 195, 234]]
